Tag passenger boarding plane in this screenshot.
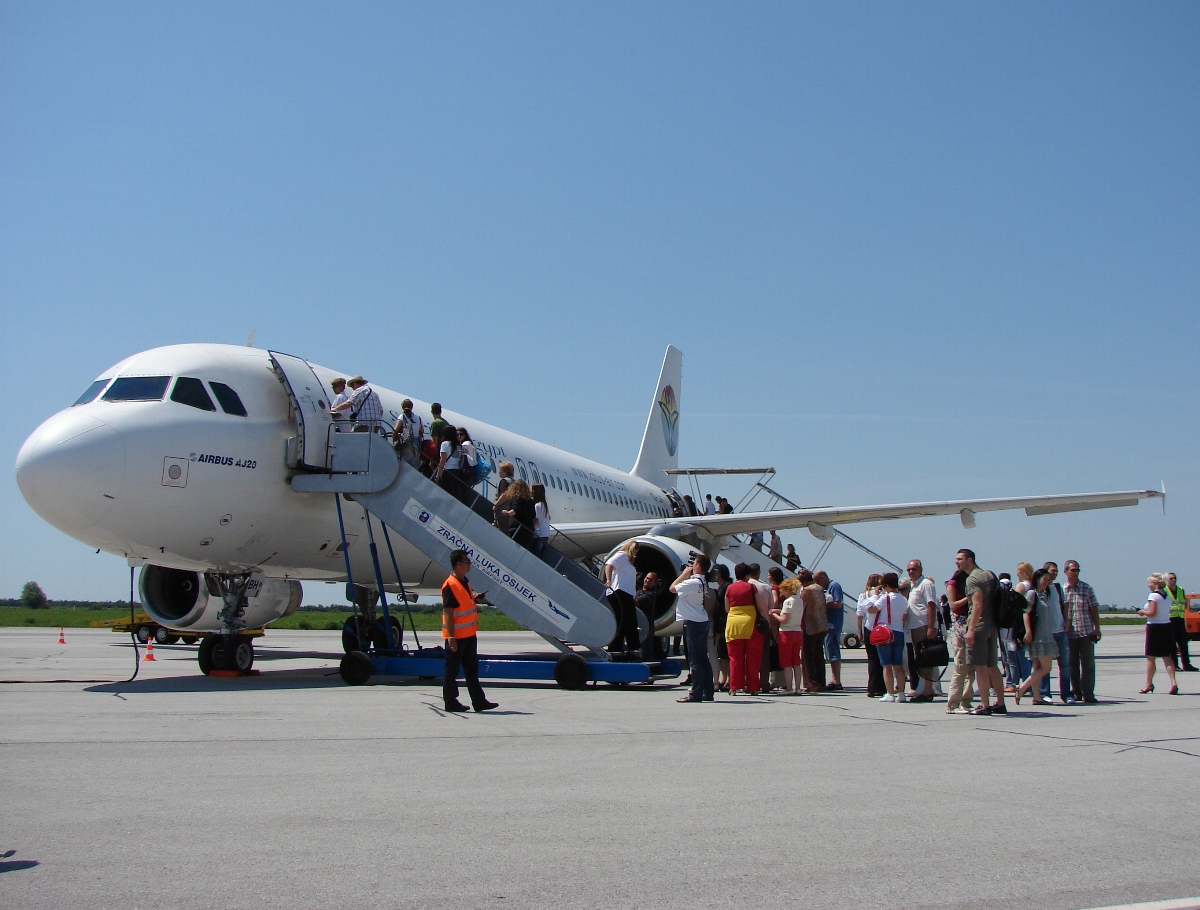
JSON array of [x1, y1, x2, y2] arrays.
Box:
[[15, 343, 1161, 675]]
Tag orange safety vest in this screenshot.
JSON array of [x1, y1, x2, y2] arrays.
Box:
[[441, 574, 479, 640]]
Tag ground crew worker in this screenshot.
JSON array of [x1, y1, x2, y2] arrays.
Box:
[[1165, 573, 1196, 671], [441, 549, 499, 713]]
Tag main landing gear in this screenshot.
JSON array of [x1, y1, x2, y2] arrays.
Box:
[[196, 572, 257, 676]]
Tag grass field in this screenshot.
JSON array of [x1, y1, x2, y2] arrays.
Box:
[[0, 605, 1142, 631], [0, 605, 523, 632]]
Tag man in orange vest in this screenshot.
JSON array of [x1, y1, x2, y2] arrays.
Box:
[[442, 549, 498, 713]]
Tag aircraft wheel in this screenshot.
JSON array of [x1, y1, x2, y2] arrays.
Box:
[[225, 637, 255, 673], [370, 616, 403, 651], [554, 654, 590, 690], [340, 650, 373, 685], [198, 634, 225, 675], [843, 633, 862, 650], [342, 617, 371, 654], [136, 625, 153, 644]]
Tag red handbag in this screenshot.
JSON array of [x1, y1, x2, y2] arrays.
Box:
[[868, 593, 894, 646]]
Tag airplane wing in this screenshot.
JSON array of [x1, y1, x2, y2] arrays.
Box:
[[552, 489, 1164, 557]]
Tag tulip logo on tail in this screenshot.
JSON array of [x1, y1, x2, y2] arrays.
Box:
[[658, 384, 679, 457]]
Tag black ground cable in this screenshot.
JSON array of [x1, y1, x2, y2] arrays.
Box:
[[1, 566, 143, 685]]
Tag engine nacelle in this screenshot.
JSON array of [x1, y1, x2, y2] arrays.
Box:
[[605, 532, 711, 632], [139, 565, 302, 631]]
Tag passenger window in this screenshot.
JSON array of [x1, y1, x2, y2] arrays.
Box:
[[209, 382, 248, 417], [102, 376, 171, 401], [73, 379, 110, 406], [514, 459, 528, 481], [170, 377, 216, 412]]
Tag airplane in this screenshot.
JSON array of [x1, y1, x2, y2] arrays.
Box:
[[15, 342, 1163, 676]]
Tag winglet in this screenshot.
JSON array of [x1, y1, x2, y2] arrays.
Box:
[[631, 346, 682, 487]]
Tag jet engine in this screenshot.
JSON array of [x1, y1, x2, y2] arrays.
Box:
[[139, 565, 303, 631], [608, 523, 719, 632]]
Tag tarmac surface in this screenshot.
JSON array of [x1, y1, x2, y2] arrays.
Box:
[[1, 625, 1198, 910]]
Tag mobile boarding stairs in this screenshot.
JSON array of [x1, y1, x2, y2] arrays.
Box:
[[273, 351, 680, 689]]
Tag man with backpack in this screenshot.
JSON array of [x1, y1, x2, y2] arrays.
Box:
[[391, 398, 425, 468], [957, 548, 1007, 716]]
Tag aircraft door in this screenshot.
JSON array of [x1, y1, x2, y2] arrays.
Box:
[[269, 351, 334, 470]]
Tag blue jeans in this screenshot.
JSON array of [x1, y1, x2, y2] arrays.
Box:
[[1004, 639, 1031, 688], [825, 607, 844, 662], [876, 631, 906, 667], [683, 620, 714, 700], [1040, 631, 1072, 700]]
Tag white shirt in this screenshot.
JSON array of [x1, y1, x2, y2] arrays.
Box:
[[331, 391, 350, 422], [750, 579, 773, 613], [460, 439, 478, 468], [397, 412, 424, 444], [534, 501, 551, 539], [867, 592, 908, 632], [703, 499, 717, 515], [440, 440, 461, 470], [673, 576, 709, 623], [857, 592, 876, 629], [905, 576, 937, 630], [1146, 591, 1172, 624], [605, 551, 636, 595], [778, 595, 804, 632]]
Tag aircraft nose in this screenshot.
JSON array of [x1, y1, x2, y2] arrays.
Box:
[[15, 411, 126, 535]]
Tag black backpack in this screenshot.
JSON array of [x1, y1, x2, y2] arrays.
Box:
[[993, 579, 1027, 638]]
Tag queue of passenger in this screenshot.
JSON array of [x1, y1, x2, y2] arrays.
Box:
[[663, 547, 1189, 710]]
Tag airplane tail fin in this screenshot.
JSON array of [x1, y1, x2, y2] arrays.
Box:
[[631, 345, 682, 488]]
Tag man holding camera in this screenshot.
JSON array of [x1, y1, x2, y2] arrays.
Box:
[[670, 553, 715, 703]]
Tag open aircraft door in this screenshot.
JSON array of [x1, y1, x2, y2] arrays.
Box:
[[270, 351, 334, 470]]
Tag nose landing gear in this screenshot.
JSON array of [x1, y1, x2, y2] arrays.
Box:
[[196, 573, 258, 676], [197, 633, 256, 675]]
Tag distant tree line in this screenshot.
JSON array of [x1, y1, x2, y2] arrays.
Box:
[[3, 584, 139, 612]]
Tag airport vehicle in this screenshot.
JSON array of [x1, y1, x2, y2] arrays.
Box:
[[1187, 594, 1200, 640], [15, 343, 1163, 680], [89, 612, 263, 648], [90, 612, 198, 645]]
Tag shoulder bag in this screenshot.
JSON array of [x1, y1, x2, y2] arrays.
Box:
[[868, 594, 894, 646], [915, 630, 950, 667]]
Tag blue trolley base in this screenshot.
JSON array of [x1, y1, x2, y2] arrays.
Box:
[[370, 650, 682, 686]]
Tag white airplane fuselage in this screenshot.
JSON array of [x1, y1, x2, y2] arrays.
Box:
[[16, 344, 676, 594]]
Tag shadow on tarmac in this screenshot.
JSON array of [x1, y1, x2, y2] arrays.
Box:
[[84, 669, 345, 694], [0, 849, 39, 873]]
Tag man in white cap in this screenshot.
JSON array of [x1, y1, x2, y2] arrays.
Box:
[[331, 375, 384, 433]]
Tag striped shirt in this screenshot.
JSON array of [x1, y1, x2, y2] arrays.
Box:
[[1063, 580, 1099, 637]]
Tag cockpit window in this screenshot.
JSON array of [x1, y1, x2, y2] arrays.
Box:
[[102, 376, 171, 402], [73, 379, 110, 406], [170, 377, 216, 412], [209, 381, 248, 417]]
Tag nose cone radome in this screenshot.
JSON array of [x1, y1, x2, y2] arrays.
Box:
[[15, 411, 126, 536]]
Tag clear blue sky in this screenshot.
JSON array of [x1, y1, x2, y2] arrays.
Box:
[[3, 2, 1197, 608]]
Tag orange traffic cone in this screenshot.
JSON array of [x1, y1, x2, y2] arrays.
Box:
[[143, 640, 156, 662], [57, 627, 66, 645]]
